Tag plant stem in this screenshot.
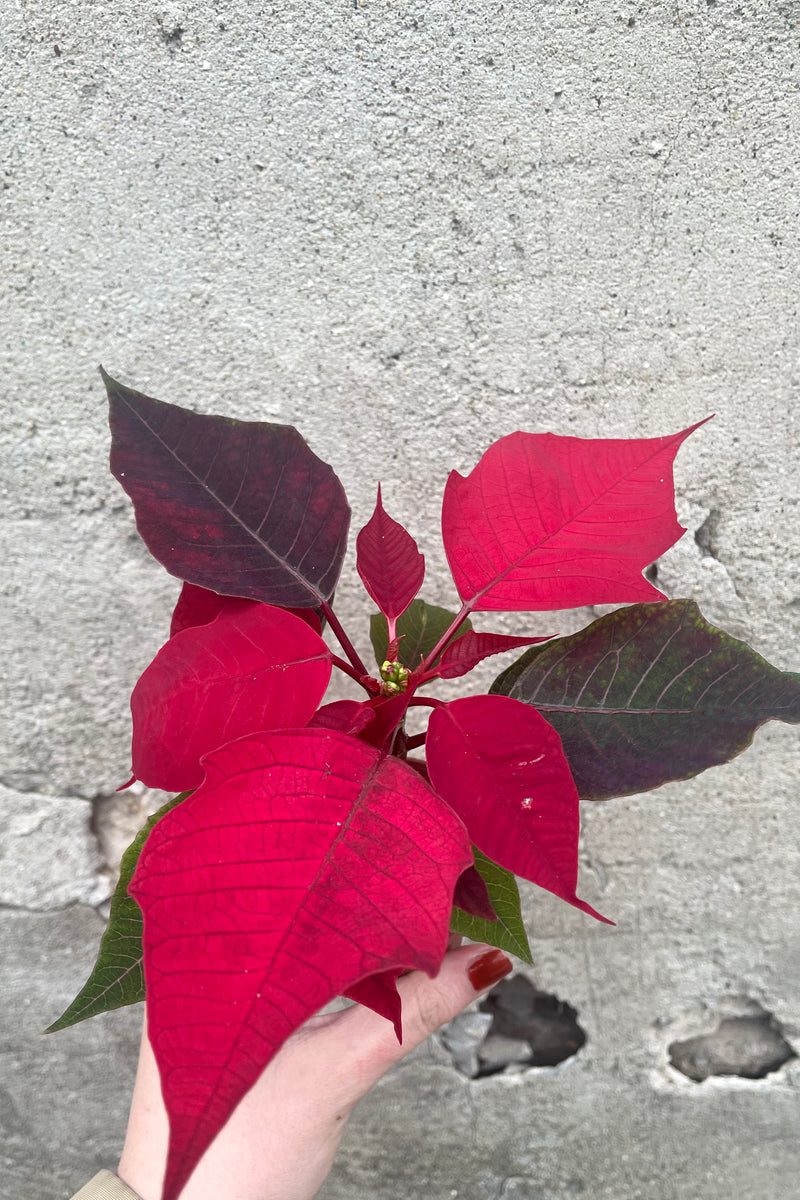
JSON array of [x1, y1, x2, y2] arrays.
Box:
[[320, 601, 369, 676], [405, 732, 427, 751], [330, 655, 378, 694], [420, 602, 472, 674]]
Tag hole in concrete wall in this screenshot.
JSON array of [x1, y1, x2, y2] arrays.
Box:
[[694, 509, 721, 559], [90, 786, 165, 881], [668, 1009, 795, 1082], [160, 23, 184, 50], [440, 974, 586, 1079]]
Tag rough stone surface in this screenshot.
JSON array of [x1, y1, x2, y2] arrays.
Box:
[[1, 907, 141, 1200], [90, 783, 171, 904], [0, 784, 105, 910], [4, 1, 800, 1196]]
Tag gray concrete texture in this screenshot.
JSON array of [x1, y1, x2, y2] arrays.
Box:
[[2, 0, 800, 1196]]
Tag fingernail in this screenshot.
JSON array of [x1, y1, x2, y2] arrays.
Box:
[[467, 948, 513, 992]]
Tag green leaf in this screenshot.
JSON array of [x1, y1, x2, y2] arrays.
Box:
[[450, 849, 532, 964], [369, 598, 472, 670], [46, 792, 190, 1033], [491, 599, 800, 801]]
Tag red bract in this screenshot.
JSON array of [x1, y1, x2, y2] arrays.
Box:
[[356, 485, 425, 638], [170, 582, 322, 638], [359, 689, 417, 750], [63, 380, 798, 1200], [344, 968, 404, 1040], [431, 629, 551, 681], [131, 603, 332, 791], [453, 862, 499, 921], [441, 423, 709, 612], [169, 582, 253, 637], [130, 728, 472, 1200], [426, 695, 611, 923], [308, 699, 376, 735]]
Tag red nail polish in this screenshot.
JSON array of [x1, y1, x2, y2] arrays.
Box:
[[467, 948, 512, 992]]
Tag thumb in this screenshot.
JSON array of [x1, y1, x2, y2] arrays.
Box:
[[332, 944, 513, 1096]]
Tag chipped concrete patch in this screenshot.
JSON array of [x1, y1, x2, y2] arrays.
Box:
[[441, 975, 588, 1080], [91, 780, 170, 891], [0, 783, 106, 910], [656, 499, 751, 639], [650, 995, 798, 1090], [669, 1013, 794, 1082]]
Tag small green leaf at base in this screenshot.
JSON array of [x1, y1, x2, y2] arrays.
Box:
[[370, 598, 472, 671], [45, 791, 190, 1033], [450, 848, 532, 964]]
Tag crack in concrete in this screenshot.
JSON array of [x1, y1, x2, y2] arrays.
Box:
[[464, 1078, 479, 1150]]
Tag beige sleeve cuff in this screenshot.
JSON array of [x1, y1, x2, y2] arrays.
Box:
[[69, 1170, 144, 1200]]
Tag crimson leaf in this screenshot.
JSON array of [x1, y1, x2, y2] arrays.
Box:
[[344, 969, 404, 1041], [432, 630, 551, 680], [491, 599, 800, 800], [441, 422, 708, 612], [309, 696, 412, 752], [50, 781, 406, 1042], [360, 686, 426, 752], [131, 728, 472, 1200], [453, 862, 498, 921], [104, 370, 350, 607], [356, 486, 425, 635], [308, 700, 376, 736], [426, 695, 610, 923], [170, 582, 322, 638], [131, 604, 331, 791], [169, 583, 253, 637]]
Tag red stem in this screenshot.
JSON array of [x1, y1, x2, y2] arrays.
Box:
[[320, 600, 369, 677], [330, 655, 378, 694], [405, 732, 427, 750], [419, 601, 472, 674]]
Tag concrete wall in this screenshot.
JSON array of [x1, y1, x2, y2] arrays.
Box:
[[3, 2, 800, 1196]]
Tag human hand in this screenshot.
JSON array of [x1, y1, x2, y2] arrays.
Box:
[[117, 943, 512, 1200]]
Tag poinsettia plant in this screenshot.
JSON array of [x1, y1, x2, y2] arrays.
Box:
[[50, 371, 800, 1200]]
